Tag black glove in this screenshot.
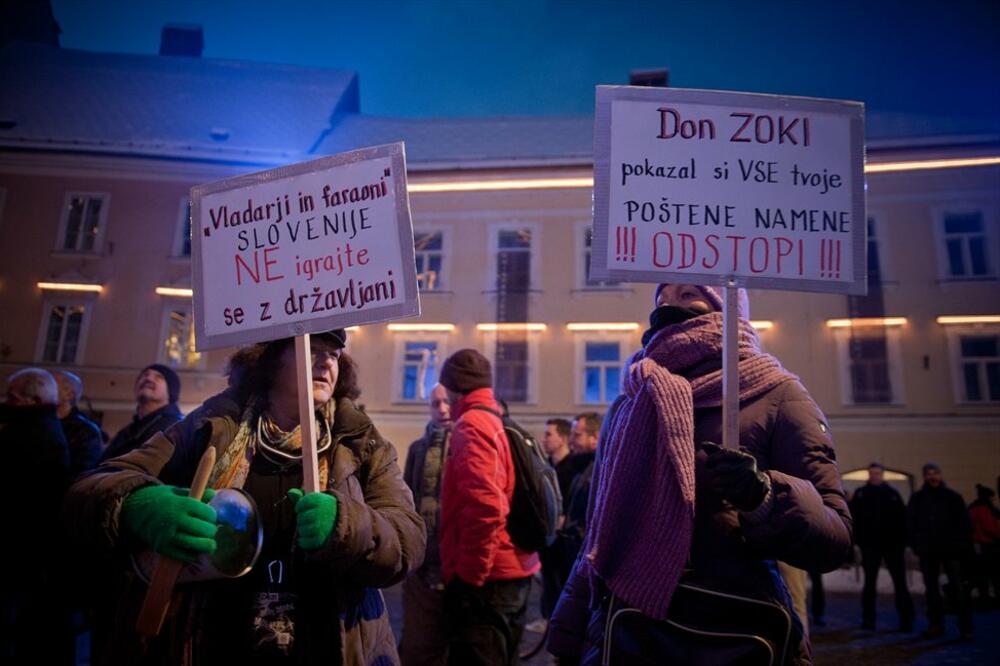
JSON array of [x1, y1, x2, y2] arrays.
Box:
[[701, 442, 770, 512]]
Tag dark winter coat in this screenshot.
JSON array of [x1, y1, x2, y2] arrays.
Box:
[[548, 377, 852, 666], [403, 421, 450, 587], [63, 389, 425, 666], [907, 483, 973, 558], [850, 482, 908, 550], [61, 406, 103, 480], [555, 452, 595, 572], [99, 402, 182, 462]]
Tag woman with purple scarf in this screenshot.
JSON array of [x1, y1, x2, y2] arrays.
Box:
[[547, 284, 852, 665]]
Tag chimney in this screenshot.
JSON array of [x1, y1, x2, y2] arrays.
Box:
[[160, 24, 203, 57], [629, 68, 670, 88]]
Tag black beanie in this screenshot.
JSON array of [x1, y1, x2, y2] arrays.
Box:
[[439, 349, 492, 394], [140, 363, 181, 404]]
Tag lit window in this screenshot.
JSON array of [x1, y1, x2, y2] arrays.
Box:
[[58, 193, 107, 252], [401, 341, 439, 401], [583, 227, 620, 288], [160, 307, 202, 370], [942, 211, 993, 278], [583, 341, 622, 403], [41, 304, 87, 364], [959, 335, 1000, 402], [414, 231, 444, 290]]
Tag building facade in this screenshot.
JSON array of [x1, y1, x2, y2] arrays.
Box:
[[1, 43, 997, 497]]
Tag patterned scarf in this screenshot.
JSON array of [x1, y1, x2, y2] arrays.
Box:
[[208, 396, 335, 490], [583, 313, 797, 620]]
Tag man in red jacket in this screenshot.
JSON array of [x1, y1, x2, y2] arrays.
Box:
[[438, 349, 541, 665]]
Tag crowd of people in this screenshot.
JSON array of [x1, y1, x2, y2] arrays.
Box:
[[1, 282, 998, 666]]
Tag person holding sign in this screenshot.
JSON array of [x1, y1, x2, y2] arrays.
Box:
[[63, 329, 425, 665], [547, 284, 852, 665]]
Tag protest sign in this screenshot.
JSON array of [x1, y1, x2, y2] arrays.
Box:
[[191, 143, 420, 351], [591, 86, 866, 295]]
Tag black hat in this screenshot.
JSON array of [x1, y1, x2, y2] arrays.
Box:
[[312, 328, 347, 349], [439, 349, 492, 394], [139, 363, 181, 404]]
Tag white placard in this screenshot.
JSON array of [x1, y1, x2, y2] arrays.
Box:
[[592, 86, 866, 294], [191, 143, 420, 350]]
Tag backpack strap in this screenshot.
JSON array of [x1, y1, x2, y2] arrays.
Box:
[[466, 404, 504, 420]]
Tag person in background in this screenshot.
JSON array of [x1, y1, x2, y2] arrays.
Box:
[[542, 417, 574, 500], [99, 363, 183, 461], [907, 463, 974, 639], [438, 349, 540, 665], [849, 462, 914, 632], [53, 369, 103, 479], [400, 383, 453, 665], [1, 368, 72, 665], [968, 484, 1000, 609], [557, 413, 602, 580]]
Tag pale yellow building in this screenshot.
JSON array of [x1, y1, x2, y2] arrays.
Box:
[[1, 43, 997, 497]]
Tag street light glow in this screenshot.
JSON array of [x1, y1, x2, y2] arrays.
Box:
[[936, 315, 1000, 325], [154, 287, 193, 297], [37, 281, 104, 293], [476, 323, 548, 332], [826, 317, 908, 328], [386, 323, 456, 332], [566, 322, 641, 331]]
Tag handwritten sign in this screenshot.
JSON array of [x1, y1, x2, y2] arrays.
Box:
[[191, 143, 420, 350], [591, 87, 866, 294]]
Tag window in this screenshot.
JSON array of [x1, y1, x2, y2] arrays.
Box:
[[57, 192, 108, 252], [495, 228, 532, 292], [38, 303, 89, 364], [583, 341, 622, 403], [581, 226, 620, 288], [958, 335, 1000, 402], [173, 198, 193, 258], [938, 210, 995, 279], [414, 230, 444, 290], [494, 334, 529, 403], [399, 340, 441, 402], [159, 307, 203, 370], [833, 327, 904, 406]]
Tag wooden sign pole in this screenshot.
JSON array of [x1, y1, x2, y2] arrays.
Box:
[[294, 333, 321, 493], [722, 277, 740, 450]]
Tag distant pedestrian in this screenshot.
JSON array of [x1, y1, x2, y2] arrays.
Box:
[[557, 413, 602, 577], [849, 462, 914, 631], [438, 349, 540, 665], [968, 484, 1000, 608], [536, 417, 574, 627], [400, 383, 453, 666], [908, 463, 974, 639], [542, 417, 574, 500], [98, 363, 182, 461], [53, 369, 103, 479]]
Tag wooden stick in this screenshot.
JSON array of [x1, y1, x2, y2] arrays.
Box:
[[722, 278, 740, 450], [135, 446, 217, 638], [295, 333, 321, 493]]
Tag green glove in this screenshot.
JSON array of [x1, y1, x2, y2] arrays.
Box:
[[121, 485, 218, 562], [287, 488, 338, 550]]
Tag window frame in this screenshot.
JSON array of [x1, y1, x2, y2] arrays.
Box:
[[391, 332, 450, 404], [866, 210, 892, 283], [172, 196, 193, 259], [932, 205, 998, 281], [944, 324, 1000, 405], [486, 222, 541, 293], [34, 298, 93, 365], [479, 330, 541, 405], [157, 303, 206, 371], [412, 224, 451, 292], [833, 326, 906, 406], [575, 221, 624, 290], [54, 191, 110, 254], [573, 331, 631, 405]]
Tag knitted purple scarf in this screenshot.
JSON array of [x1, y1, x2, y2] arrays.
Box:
[[583, 312, 797, 620]]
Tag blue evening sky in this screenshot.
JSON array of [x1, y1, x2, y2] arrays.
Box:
[[52, 0, 999, 121]]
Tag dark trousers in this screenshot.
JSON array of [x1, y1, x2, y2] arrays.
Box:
[[808, 569, 825, 621], [919, 554, 973, 632], [861, 546, 914, 627], [400, 576, 448, 666], [445, 577, 531, 666]]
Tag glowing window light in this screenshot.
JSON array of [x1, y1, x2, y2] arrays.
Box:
[[826, 317, 908, 328], [345, 326, 361, 332], [865, 156, 1000, 174], [476, 323, 548, 332], [750, 320, 775, 331], [566, 322, 641, 331], [154, 287, 193, 297], [37, 281, 103, 293], [936, 315, 1000, 325], [386, 323, 456, 332]]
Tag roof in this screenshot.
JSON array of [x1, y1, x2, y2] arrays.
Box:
[[1, 42, 996, 169], [0, 42, 359, 163]]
